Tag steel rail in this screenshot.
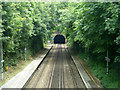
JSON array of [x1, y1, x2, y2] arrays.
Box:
[[47, 44, 58, 88], [65, 45, 77, 88], [61, 44, 64, 88], [30, 46, 55, 88], [65, 45, 87, 88]]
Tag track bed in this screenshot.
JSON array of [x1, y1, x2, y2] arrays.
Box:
[[26, 44, 86, 88]]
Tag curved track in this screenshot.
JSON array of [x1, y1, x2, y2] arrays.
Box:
[[26, 44, 86, 88]]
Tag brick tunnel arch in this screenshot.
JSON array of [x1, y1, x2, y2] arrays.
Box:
[[54, 34, 65, 44]]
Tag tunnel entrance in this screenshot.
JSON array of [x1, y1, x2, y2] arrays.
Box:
[[54, 34, 65, 44]]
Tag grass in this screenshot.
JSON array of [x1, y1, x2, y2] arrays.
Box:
[[77, 52, 119, 88], [69, 44, 119, 88], [0, 57, 33, 87], [0, 46, 46, 87]]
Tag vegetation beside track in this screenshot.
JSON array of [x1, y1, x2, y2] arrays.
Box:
[[58, 2, 120, 88], [70, 42, 119, 88], [1, 2, 120, 88], [1, 2, 61, 68], [0, 47, 48, 87], [0, 56, 33, 86]]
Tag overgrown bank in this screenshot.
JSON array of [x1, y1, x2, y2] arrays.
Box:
[[1, 2, 61, 69], [70, 42, 119, 88], [58, 2, 120, 88]]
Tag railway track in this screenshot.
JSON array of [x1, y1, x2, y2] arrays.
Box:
[[26, 44, 86, 88]]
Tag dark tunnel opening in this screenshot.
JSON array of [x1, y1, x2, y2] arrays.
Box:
[[54, 35, 65, 44]]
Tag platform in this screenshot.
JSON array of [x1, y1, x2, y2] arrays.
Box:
[[0, 45, 52, 89]]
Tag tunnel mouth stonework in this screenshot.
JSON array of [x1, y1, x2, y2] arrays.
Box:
[[54, 34, 65, 44]]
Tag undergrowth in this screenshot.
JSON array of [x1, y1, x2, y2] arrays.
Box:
[[78, 52, 119, 88]]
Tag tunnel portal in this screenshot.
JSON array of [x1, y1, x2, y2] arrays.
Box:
[[54, 35, 65, 44]]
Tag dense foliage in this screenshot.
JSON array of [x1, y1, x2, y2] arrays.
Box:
[[0, 2, 120, 88], [60, 2, 120, 63], [0, 2, 2, 37], [1, 2, 62, 66], [59, 2, 120, 88]]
